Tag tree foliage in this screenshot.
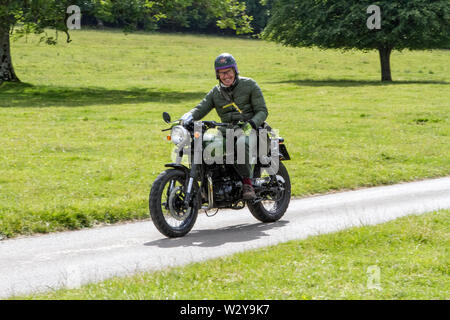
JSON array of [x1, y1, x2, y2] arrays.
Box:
[[69, 0, 253, 34], [243, 0, 272, 34], [263, 0, 450, 81], [1, 0, 72, 44], [0, 0, 253, 83], [264, 0, 449, 50]]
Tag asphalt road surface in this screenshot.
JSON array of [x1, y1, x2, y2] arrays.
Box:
[[1, 177, 449, 298]]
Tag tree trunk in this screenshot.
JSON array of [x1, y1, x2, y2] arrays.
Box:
[[0, 27, 20, 84], [378, 46, 392, 82]]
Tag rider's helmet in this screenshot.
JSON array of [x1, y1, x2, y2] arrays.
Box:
[[214, 53, 239, 79]]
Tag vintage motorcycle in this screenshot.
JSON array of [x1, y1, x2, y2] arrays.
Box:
[[149, 112, 291, 238]]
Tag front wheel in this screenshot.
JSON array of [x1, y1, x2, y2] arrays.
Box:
[[247, 162, 291, 223], [149, 169, 198, 238]]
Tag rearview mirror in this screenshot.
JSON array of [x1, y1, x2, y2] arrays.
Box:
[[162, 112, 171, 124]]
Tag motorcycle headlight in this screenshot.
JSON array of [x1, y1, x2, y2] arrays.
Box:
[[170, 125, 189, 145]]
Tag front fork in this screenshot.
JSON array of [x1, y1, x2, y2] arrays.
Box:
[[184, 163, 199, 208]]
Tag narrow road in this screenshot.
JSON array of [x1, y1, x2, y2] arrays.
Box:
[[1, 177, 449, 298]]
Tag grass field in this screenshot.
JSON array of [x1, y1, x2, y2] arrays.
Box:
[[0, 29, 449, 238], [14, 209, 449, 300]]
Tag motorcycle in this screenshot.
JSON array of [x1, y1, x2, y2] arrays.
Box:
[[149, 112, 291, 238]]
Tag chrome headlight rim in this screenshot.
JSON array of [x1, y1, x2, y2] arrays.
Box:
[[170, 125, 190, 145]]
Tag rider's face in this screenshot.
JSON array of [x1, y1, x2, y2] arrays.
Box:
[[218, 68, 235, 87]]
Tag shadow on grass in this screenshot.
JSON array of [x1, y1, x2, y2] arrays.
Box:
[[270, 79, 450, 87], [0, 82, 206, 108]]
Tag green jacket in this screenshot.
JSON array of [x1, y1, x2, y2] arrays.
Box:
[[188, 77, 268, 128]]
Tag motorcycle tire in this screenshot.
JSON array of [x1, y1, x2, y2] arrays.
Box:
[[247, 162, 291, 223], [149, 169, 198, 238]]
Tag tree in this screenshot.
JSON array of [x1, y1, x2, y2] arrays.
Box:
[[1, 0, 73, 83], [0, 0, 252, 84], [157, 0, 253, 34], [243, 0, 273, 35], [263, 0, 450, 81]]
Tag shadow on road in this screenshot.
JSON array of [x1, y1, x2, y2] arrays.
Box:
[[144, 220, 289, 248]]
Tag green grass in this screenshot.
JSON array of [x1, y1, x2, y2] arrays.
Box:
[[0, 29, 449, 237], [15, 209, 449, 300]]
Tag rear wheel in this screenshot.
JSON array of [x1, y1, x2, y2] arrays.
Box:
[[149, 169, 198, 238], [247, 162, 291, 222]]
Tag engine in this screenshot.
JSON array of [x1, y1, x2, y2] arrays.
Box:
[[214, 178, 242, 203], [208, 165, 242, 205]]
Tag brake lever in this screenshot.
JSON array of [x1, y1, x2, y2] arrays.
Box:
[[161, 119, 182, 131]]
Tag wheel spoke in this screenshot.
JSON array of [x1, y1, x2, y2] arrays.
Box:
[[257, 167, 286, 215], [161, 177, 192, 228]]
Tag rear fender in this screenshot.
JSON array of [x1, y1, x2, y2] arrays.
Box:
[[278, 142, 291, 161]]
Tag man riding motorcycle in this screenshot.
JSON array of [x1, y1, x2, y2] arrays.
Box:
[[180, 53, 268, 200]]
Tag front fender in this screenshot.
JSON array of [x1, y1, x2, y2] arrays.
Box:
[[164, 163, 190, 178]]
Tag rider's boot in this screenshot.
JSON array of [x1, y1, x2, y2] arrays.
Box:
[[242, 178, 256, 200]]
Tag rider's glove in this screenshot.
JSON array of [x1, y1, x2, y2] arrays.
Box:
[[242, 120, 256, 136], [180, 112, 194, 126]]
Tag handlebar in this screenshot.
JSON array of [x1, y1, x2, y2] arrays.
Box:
[[162, 120, 236, 132], [201, 120, 228, 128]]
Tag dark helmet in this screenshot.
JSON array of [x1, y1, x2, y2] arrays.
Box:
[[214, 53, 239, 79]]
